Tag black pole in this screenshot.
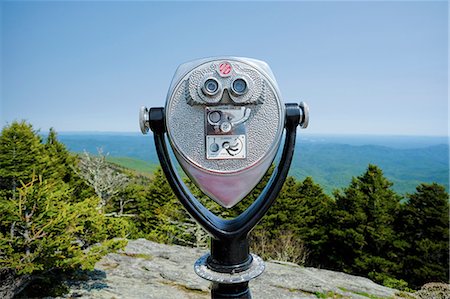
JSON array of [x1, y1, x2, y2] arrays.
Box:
[[148, 103, 301, 298], [208, 236, 252, 298], [208, 237, 251, 272], [211, 282, 251, 299]]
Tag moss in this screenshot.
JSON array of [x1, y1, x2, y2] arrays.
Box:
[[338, 287, 393, 299], [314, 291, 346, 298], [352, 291, 383, 299]]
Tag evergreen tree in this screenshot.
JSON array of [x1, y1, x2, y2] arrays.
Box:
[[258, 176, 300, 236], [295, 177, 334, 267], [250, 176, 333, 266], [115, 182, 146, 216], [42, 128, 73, 182], [135, 168, 191, 244], [0, 121, 44, 199], [397, 183, 449, 288], [0, 176, 127, 275], [0, 123, 129, 296], [327, 165, 402, 283], [43, 128, 92, 201]]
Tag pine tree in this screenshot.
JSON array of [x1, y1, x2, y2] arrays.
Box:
[[397, 183, 449, 288], [42, 128, 93, 201], [134, 168, 191, 244], [42, 128, 72, 181], [328, 165, 402, 282], [0, 121, 45, 199], [249, 176, 334, 266], [258, 176, 300, 237], [295, 177, 334, 268]]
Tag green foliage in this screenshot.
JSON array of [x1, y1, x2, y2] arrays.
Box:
[[133, 168, 190, 244], [250, 175, 333, 267], [0, 122, 130, 297], [326, 165, 403, 282], [287, 177, 333, 267], [0, 177, 127, 275], [43, 128, 92, 201], [0, 121, 44, 198], [396, 183, 449, 288], [0, 122, 93, 202], [43, 128, 74, 182], [259, 176, 300, 236], [382, 277, 410, 291]]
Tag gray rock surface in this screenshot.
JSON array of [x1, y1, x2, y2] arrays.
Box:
[[61, 239, 402, 298]]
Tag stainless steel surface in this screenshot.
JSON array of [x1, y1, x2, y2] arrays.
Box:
[[206, 135, 246, 160], [139, 106, 150, 134], [165, 57, 285, 208], [299, 101, 309, 129], [201, 77, 221, 96], [231, 78, 248, 96], [194, 253, 265, 284], [205, 107, 248, 160]]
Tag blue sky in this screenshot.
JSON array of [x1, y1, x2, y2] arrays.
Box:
[[1, 1, 448, 135]]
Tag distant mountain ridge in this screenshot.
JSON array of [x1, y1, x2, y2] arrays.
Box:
[[291, 142, 448, 194], [47, 133, 449, 195]]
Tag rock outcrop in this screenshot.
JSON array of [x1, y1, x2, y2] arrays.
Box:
[[60, 238, 405, 298]]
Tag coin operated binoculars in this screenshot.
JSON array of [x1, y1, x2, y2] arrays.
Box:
[[140, 57, 308, 298]]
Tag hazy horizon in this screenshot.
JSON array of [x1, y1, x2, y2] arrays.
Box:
[[34, 129, 448, 138], [34, 129, 448, 150]]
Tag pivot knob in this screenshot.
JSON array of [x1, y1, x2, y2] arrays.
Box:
[[299, 101, 309, 129], [140, 106, 150, 134]]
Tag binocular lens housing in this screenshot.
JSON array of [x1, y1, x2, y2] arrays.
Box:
[[203, 78, 220, 96], [231, 78, 248, 95]]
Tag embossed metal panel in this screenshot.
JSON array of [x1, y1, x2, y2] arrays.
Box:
[[165, 57, 284, 208]]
